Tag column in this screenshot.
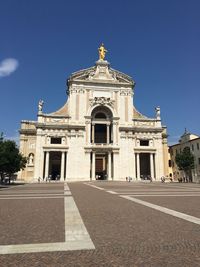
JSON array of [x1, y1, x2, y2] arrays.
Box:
[[136, 153, 140, 180], [60, 151, 65, 181], [92, 152, 95, 180], [45, 151, 49, 178], [86, 122, 91, 144], [107, 123, 110, 144], [133, 153, 136, 180], [154, 153, 157, 180], [108, 152, 111, 180], [92, 124, 95, 144], [116, 123, 118, 144], [65, 152, 67, 180], [150, 153, 155, 179], [113, 123, 116, 145]]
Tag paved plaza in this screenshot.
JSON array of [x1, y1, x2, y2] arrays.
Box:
[[0, 181, 200, 266]]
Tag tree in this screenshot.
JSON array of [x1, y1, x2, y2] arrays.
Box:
[[175, 147, 194, 182], [0, 134, 27, 183]]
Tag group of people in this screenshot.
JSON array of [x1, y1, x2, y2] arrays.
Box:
[[38, 174, 61, 183], [178, 177, 191, 183], [38, 176, 51, 183]]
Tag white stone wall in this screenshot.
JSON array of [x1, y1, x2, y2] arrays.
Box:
[[67, 132, 90, 180]]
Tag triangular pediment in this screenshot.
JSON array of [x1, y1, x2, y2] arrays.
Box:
[[68, 61, 134, 86]]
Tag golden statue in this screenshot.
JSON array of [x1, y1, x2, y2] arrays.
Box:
[[98, 43, 107, 60]]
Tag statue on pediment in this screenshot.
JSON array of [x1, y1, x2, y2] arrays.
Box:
[[98, 43, 107, 60]]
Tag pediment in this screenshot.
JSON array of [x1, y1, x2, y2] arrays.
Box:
[[68, 61, 134, 86]]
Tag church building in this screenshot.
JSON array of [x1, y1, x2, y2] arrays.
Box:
[[18, 45, 169, 182]]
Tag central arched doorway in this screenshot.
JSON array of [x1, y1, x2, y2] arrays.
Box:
[[91, 106, 113, 144]]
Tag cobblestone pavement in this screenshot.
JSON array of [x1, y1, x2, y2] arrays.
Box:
[[0, 181, 200, 266]]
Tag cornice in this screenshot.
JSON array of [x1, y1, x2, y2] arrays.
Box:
[[19, 129, 37, 135], [119, 126, 163, 133], [35, 123, 85, 130]]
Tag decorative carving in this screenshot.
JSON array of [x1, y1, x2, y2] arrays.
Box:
[[134, 120, 155, 127], [120, 89, 132, 96], [89, 97, 114, 107], [67, 130, 84, 138], [68, 87, 85, 95], [52, 118, 62, 122]]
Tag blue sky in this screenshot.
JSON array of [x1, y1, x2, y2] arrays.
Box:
[[0, 0, 199, 145]]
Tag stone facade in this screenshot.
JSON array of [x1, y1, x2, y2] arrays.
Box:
[[170, 131, 200, 183], [18, 57, 168, 182]]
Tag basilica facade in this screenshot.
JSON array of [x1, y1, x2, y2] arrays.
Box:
[[18, 48, 169, 182]]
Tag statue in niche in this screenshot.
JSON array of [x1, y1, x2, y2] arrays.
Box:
[[98, 43, 107, 60], [29, 154, 34, 165], [38, 100, 44, 112]]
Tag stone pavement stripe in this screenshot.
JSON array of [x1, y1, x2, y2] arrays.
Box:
[[84, 183, 105, 190], [64, 183, 95, 248], [158, 184, 200, 190], [125, 194, 200, 197], [110, 189, 200, 192], [120, 195, 200, 225], [0, 240, 94, 255], [0, 196, 67, 200], [106, 190, 118, 194], [0, 183, 95, 254], [0, 194, 65, 197]]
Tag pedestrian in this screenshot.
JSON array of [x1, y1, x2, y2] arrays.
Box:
[[161, 176, 165, 183], [38, 177, 41, 183]]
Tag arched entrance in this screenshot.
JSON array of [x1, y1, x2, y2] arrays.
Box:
[[91, 106, 113, 144]]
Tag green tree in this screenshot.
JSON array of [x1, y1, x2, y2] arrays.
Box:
[[0, 135, 27, 183], [175, 147, 194, 182]]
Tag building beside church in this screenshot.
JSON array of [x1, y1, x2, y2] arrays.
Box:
[[18, 45, 169, 182], [170, 130, 200, 183]]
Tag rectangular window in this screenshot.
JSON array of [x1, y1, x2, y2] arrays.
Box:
[[199, 158, 200, 165], [168, 160, 172, 167], [197, 143, 199, 150], [140, 140, 149, 146], [51, 137, 62, 144], [192, 144, 194, 151]]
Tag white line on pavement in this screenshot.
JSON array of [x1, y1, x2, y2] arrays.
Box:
[[0, 183, 95, 254], [106, 190, 118, 194], [0, 196, 68, 200], [84, 183, 105, 190], [120, 195, 200, 225], [122, 194, 200, 197], [64, 183, 95, 247]]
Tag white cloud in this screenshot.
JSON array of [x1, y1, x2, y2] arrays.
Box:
[[0, 58, 19, 77]]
